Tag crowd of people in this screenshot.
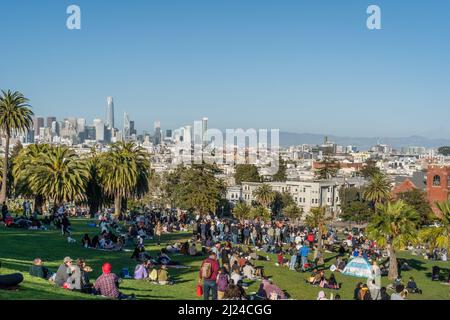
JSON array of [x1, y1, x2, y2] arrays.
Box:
[[2, 200, 448, 301]]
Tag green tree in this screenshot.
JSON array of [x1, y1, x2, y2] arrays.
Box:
[[271, 191, 295, 216], [233, 201, 252, 222], [250, 205, 271, 222], [234, 164, 261, 185], [340, 201, 373, 224], [315, 157, 340, 180], [272, 157, 287, 182], [0, 90, 34, 203], [363, 173, 392, 207], [173, 164, 225, 216], [85, 149, 110, 217], [27, 146, 90, 207], [254, 184, 275, 208], [419, 201, 450, 252], [360, 159, 381, 178], [99, 141, 150, 218], [305, 206, 332, 265], [13, 144, 50, 212], [367, 201, 420, 280], [396, 189, 434, 226], [283, 204, 303, 224]]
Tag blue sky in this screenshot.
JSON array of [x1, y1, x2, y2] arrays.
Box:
[[1, 0, 449, 138]]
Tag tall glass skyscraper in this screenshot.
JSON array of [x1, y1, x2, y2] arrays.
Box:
[[106, 97, 115, 129]]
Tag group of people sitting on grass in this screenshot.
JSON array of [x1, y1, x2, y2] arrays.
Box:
[[29, 256, 136, 300]]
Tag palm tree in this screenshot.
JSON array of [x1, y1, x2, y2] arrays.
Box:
[[98, 141, 150, 218], [283, 204, 303, 224], [233, 201, 252, 223], [305, 206, 332, 265], [250, 205, 271, 223], [363, 173, 392, 207], [85, 149, 110, 217], [13, 144, 50, 212], [27, 146, 90, 207], [367, 200, 420, 280], [0, 90, 34, 203], [253, 184, 275, 208], [419, 201, 450, 252]]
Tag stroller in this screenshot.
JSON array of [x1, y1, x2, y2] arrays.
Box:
[[432, 266, 440, 281]]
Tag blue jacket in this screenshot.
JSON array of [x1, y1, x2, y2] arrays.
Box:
[[299, 246, 310, 257]]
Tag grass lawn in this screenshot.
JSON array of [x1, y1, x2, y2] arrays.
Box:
[[0, 219, 449, 300]]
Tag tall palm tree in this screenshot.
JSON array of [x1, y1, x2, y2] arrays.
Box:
[[233, 201, 252, 223], [419, 201, 450, 252], [13, 144, 50, 212], [85, 149, 110, 217], [99, 141, 150, 218], [27, 146, 90, 207], [367, 200, 420, 280], [363, 172, 392, 207], [0, 90, 34, 203], [253, 184, 275, 208], [305, 206, 332, 265]]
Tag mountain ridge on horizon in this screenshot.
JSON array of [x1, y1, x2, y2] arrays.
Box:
[[279, 132, 450, 150]]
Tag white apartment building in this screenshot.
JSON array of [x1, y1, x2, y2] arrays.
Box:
[[241, 177, 367, 217]]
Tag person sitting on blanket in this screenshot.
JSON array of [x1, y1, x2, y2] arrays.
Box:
[[29, 257, 52, 280], [93, 262, 135, 300]]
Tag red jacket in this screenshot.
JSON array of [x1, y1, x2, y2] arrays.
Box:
[[199, 258, 219, 281]]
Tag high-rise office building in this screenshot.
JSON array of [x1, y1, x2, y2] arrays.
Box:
[[77, 118, 86, 133], [183, 126, 192, 145], [33, 117, 44, 135], [130, 121, 137, 136], [46, 116, 56, 129], [106, 97, 115, 129], [123, 112, 130, 139], [154, 121, 162, 146], [93, 119, 105, 142]]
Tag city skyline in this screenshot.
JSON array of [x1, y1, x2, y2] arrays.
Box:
[[1, 0, 450, 138]]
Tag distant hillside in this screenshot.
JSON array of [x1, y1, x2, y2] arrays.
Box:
[[279, 132, 450, 150]]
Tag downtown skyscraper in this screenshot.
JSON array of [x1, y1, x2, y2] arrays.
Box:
[[106, 97, 115, 130]]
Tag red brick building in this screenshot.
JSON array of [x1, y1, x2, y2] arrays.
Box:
[[392, 179, 417, 199], [426, 165, 450, 215]]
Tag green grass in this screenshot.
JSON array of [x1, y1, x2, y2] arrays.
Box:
[[0, 219, 449, 300]]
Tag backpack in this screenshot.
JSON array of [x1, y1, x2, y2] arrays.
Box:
[[217, 273, 229, 292], [201, 261, 213, 279]]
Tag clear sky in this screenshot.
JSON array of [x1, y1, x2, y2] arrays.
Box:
[[1, 0, 449, 138]]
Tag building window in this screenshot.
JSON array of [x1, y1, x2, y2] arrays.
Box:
[[433, 175, 441, 187]]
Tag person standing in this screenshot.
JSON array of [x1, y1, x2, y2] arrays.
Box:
[[155, 222, 163, 246], [299, 243, 310, 272], [199, 252, 220, 300]]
